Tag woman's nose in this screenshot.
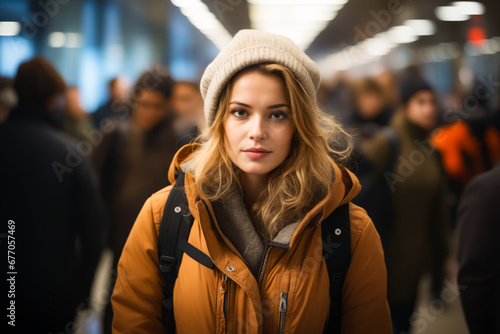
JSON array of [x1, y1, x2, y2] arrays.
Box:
[[248, 115, 266, 141]]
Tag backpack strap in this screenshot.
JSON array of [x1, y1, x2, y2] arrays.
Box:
[[321, 203, 351, 334], [157, 171, 215, 332]]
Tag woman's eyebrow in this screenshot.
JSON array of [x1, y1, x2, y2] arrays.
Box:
[[229, 101, 290, 109], [267, 103, 290, 109], [229, 101, 251, 108]]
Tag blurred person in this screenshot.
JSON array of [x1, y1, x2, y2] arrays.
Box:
[[456, 165, 500, 334], [321, 73, 352, 123], [362, 77, 450, 333], [112, 30, 391, 334], [348, 77, 392, 135], [432, 85, 500, 225], [63, 86, 95, 142], [375, 71, 399, 109], [91, 65, 179, 334], [93, 75, 129, 128], [172, 80, 206, 147], [0, 76, 17, 123], [0, 56, 104, 333], [348, 78, 395, 245]]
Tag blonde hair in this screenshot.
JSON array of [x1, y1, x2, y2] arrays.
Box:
[[189, 63, 352, 240]]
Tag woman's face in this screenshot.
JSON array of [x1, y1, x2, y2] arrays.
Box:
[[223, 71, 294, 177], [405, 90, 437, 131]]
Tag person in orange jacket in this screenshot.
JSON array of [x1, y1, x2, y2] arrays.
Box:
[[111, 30, 392, 333]]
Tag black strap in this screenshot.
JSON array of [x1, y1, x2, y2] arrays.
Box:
[[178, 238, 215, 270], [157, 171, 214, 332], [321, 204, 351, 334], [158, 172, 192, 332]]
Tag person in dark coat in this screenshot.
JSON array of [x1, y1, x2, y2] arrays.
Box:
[[0, 56, 105, 333], [92, 76, 129, 128], [91, 65, 179, 334], [457, 164, 500, 334]]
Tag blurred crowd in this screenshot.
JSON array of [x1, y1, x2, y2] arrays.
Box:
[[1, 55, 499, 334]]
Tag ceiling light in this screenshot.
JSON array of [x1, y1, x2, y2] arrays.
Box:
[[48, 32, 66, 48], [65, 32, 83, 48], [249, 1, 347, 49], [248, 0, 347, 4], [363, 35, 396, 56], [435, 6, 469, 21], [171, 0, 207, 9], [171, 0, 232, 49], [404, 19, 436, 36], [451, 1, 485, 15], [388, 25, 419, 44], [0, 21, 21, 36]]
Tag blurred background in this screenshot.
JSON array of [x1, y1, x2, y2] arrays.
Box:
[[1, 0, 499, 333]]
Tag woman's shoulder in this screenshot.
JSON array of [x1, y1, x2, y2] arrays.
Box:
[[348, 202, 382, 255]]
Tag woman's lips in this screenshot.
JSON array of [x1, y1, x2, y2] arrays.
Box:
[[243, 148, 271, 159]]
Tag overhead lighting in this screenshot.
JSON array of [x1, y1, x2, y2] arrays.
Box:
[[48, 32, 66, 48], [249, 0, 348, 49], [248, 0, 347, 4], [65, 32, 83, 48], [171, 0, 206, 9], [435, 6, 469, 21], [451, 1, 485, 15], [363, 34, 396, 56], [388, 25, 419, 44], [0, 21, 21, 36], [48, 32, 83, 48], [404, 19, 436, 36], [171, 0, 232, 49]]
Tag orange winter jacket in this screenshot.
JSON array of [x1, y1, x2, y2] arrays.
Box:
[[111, 145, 392, 333]]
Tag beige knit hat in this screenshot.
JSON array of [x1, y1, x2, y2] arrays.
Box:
[[200, 29, 321, 126]]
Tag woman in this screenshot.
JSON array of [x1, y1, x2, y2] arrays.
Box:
[[361, 77, 450, 333], [112, 30, 391, 333]]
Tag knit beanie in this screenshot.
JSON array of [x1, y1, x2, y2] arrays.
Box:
[[399, 77, 433, 106], [200, 29, 321, 127]]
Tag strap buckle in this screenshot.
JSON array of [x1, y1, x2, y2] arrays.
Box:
[[159, 255, 176, 273]]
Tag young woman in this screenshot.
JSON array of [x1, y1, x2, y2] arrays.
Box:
[[112, 30, 391, 333]]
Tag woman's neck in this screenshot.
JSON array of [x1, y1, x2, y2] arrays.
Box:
[[240, 173, 268, 213]]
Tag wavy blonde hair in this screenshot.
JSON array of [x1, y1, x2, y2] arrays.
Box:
[[189, 63, 352, 240]]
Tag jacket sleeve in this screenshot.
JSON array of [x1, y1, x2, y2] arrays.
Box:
[[111, 191, 168, 334], [341, 205, 392, 333]]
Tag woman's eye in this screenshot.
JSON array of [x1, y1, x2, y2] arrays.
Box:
[[270, 111, 288, 120], [231, 109, 247, 117]]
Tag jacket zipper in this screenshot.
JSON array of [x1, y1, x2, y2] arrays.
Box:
[[278, 292, 288, 334], [221, 273, 230, 333], [257, 246, 273, 288]]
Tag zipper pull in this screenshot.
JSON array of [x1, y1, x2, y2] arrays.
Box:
[[220, 273, 227, 293], [279, 292, 288, 312]]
